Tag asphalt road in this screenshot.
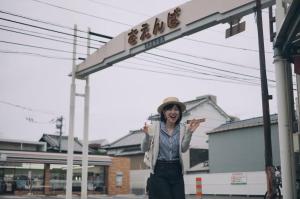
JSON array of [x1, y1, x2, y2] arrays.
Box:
[[0, 194, 264, 199]]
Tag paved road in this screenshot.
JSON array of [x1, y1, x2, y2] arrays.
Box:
[[0, 194, 264, 199]]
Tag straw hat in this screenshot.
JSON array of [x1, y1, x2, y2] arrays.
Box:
[[157, 97, 186, 114]]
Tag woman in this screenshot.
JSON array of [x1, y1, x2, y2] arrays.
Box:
[[141, 97, 203, 199]]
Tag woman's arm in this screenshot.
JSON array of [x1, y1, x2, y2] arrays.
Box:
[[141, 133, 152, 152], [181, 119, 204, 152], [181, 128, 193, 153]]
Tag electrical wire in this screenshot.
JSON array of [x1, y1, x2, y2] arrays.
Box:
[[0, 27, 99, 49], [184, 37, 273, 54], [0, 24, 102, 47], [87, 0, 151, 17], [0, 49, 73, 61], [116, 64, 270, 87], [0, 40, 87, 56], [144, 52, 276, 83], [0, 17, 106, 44], [133, 56, 260, 83], [153, 47, 274, 73], [30, 0, 131, 26], [0, 9, 112, 40], [0, 100, 58, 115]]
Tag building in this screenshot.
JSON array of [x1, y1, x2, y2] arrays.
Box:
[[0, 137, 130, 196], [39, 134, 94, 153], [183, 114, 300, 196]]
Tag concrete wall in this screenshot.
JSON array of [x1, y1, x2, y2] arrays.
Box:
[[185, 171, 267, 195], [130, 170, 267, 196], [130, 169, 150, 195]]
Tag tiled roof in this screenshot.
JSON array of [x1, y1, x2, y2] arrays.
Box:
[[107, 130, 144, 148], [40, 134, 88, 152], [208, 114, 278, 134]]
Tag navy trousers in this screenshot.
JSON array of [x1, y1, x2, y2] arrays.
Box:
[[149, 160, 185, 199]]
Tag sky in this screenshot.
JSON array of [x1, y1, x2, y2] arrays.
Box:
[[0, 0, 285, 143]]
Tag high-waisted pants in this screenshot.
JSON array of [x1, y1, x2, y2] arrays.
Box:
[[148, 160, 185, 199]]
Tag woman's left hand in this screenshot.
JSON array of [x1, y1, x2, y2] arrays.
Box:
[[187, 118, 205, 133]]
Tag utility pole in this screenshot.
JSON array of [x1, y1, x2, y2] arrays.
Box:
[[255, 0, 274, 198], [56, 116, 63, 152]]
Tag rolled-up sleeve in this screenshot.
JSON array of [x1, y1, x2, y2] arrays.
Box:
[[181, 129, 193, 153], [141, 133, 152, 152]]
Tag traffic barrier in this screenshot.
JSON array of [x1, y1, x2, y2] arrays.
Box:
[[196, 177, 202, 198]]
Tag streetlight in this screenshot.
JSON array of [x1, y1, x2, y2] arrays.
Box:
[[56, 116, 63, 152]]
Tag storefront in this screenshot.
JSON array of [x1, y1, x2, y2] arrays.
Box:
[[0, 150, 111, 195]]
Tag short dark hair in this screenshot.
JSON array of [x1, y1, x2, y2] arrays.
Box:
[[160, 104, 182, 125]]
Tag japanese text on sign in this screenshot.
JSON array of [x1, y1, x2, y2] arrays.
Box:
[[127, 7, 181, 46]]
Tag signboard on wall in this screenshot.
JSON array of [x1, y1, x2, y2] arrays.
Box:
[[231, 172, 247, 184]]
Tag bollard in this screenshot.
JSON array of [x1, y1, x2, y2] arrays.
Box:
[[196, 177, 202, 198]]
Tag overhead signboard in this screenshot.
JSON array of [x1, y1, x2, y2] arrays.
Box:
[[76, 0, 275, 78]]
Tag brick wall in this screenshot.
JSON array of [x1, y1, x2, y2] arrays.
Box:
[[107, 157, 130, 195]]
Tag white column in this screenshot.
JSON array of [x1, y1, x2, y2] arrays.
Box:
[[274, 0, 297, 198], [81, 27, 91, 199], [81, 77, 90, 199], [66, 24, 77, 199], [273, 53, 295, 198]]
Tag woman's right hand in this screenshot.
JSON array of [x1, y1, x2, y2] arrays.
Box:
[[143, 122, 149, 134]]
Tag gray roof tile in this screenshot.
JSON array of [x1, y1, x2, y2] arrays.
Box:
[[208, 114, 278, 134], [107, 130, 144, 148]]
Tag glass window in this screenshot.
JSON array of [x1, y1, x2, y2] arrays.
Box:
[[49, 164, 106, 193], [0, 163, 44, 193]]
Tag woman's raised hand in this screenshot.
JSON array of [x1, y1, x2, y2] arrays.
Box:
[[143, 122, 149, 134], [187, 118, 205, 133]]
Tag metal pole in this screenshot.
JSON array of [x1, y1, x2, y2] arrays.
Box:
[[66, 24, 77, 199], [81, 27, 91, 199], [255, 1, 274, 198], [58, 116, 63, 152]]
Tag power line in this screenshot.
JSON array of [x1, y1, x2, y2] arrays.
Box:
[[0, 40, 87, 56], [0, 24, 102, 47], [0, 49, 73, 60], [134, 56, 260, 83], [30, 0, 131, 26], [0, 100, 58, 115], [154, 47, 274, 73], [184, 37, 273, 54], [125, 59, 261, 84], [0, 9, 113, 40], [0, 27, 99, 49], [87, 0, 151, 17], [117, 64, 268, 87], [0, 17, 106, 44], [144, 52, 276, 83]]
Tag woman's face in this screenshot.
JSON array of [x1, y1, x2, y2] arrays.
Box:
[[163, 105, 180, 125]]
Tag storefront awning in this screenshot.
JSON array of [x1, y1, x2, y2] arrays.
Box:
[[0, 150, 112, 166]]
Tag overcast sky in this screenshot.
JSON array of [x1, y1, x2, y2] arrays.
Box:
[[0, 0, 284, 143]]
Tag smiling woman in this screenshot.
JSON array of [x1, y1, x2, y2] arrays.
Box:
[[141, 96, 203, 199]]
